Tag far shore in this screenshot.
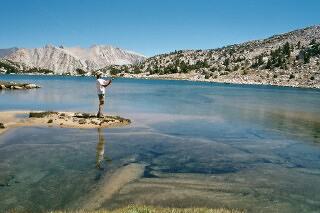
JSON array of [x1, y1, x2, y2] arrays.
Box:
[[117, 74, 320, 90], [1, 73, 319, 90]]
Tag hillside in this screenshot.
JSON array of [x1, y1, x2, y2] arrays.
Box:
[[0, 47, 18, 58], [102, 25, 320, 88], [0, 45, 146, 74]]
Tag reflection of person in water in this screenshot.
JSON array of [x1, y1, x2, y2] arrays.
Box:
[[96, 128, 110, 169]]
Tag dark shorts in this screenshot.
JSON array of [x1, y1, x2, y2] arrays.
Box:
[[98, 94, 105, 104]]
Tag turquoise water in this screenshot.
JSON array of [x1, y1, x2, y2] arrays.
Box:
[[0, 75, 320, 212]]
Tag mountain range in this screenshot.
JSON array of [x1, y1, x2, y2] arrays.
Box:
[[0, 25, 319, 88], [0, 45, 146, 74]]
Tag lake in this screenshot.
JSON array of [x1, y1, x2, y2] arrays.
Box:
[[0, 75, 320, 212]]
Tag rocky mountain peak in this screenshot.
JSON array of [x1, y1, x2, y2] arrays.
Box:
[[0, 44, 146, 74]]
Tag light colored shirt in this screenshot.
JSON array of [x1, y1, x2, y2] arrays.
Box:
[[96, 78, 108, 95]]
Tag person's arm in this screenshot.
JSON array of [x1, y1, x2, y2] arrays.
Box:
[[103, 79, 112, 87]]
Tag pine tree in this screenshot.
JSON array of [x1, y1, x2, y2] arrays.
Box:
[[297, 41, 301, 49], [223, 58, 230, 67], [304, 52, 310, 64], [283, 42, 291, 57], [266, 59, 272, 69], [310, 39, 316, 45]]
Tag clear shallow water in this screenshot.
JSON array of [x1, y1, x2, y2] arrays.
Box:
[[0, 75, 320, 212]]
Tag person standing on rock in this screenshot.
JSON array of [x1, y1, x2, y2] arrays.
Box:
[[96, 71, 112, 118]]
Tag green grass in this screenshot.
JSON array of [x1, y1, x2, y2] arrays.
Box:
[[50, 205, 245, 213]]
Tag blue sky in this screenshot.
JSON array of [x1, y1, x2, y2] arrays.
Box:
[[0, 0, 319, 56]]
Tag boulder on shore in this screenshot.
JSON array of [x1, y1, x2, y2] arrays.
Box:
[[24, 84, 40, 89]]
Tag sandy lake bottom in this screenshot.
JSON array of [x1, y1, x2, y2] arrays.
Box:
[[1, 75, 320, 212]]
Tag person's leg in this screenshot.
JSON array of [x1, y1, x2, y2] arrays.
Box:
[[97, 94, 105, 117]]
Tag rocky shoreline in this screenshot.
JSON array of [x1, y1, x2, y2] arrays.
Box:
[[115, 72, 320, 89], [2, 73, 320, 89], [0, 81, 41, 90]]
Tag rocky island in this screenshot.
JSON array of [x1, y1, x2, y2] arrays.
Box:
[[0, 111, 131, 135], [0, 81, 40, 90]]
